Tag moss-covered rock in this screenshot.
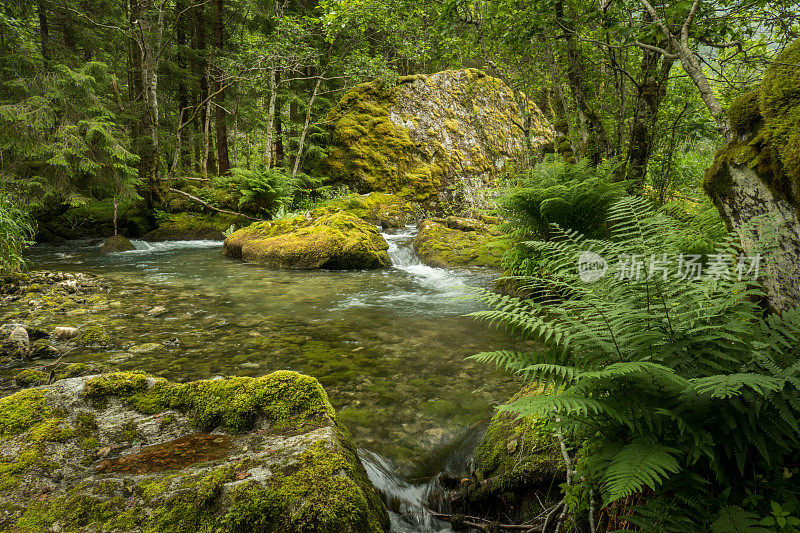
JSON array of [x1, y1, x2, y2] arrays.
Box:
[[325, 192, 422, 228], [100, 234, 135, 253], [413, 216, 509, 268], [0, 371, 389, 532], [704, 38, 800, 311], [321, 69, 552, 207], [223, 210, 390, 270], [448, 386, 563, 524], [143, 212, 250, 241]]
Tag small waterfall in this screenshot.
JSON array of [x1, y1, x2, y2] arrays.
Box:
[[359, 450, 452, 533], [381, 227, 466, 292]]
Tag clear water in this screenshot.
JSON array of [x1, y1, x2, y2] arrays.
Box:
[[15, 227, 527, 530]]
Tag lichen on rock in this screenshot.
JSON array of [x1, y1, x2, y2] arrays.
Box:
[[704, 38, 800, 311], [413, 216, 509, 268], [321, 69, 552, 207], [223, 209, 391, 270], [0, 371, 389, 532]]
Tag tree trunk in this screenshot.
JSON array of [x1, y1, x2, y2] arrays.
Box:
[[173, 0, 189, 176], [132, 0, 166, 208], [625, 43, 674, 190], [37, 0, 50, 63], [554, 0, 610, 165], [275, 97, 285, 167], [264, 68, 278, 167], [292, 76, 322, 179], [212, 0, 230, 175]]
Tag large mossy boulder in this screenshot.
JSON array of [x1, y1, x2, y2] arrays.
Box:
[[321, 69, 552, 205], [704, 38, 800, 311], [448, 387, 563, 524], [223, 210, 391, 270], [413, 216, 508, 268], [0, 371, 390, 532]]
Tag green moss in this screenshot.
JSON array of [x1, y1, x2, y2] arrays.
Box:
[[0, 447, 41, 491], [413, 217, 508, 268], [15, 481, 140, 532], [264, 434, 388, 532], [14, 368, 48, 387], [29, 417, 74, 442], [0, 389, 49, 437], [82, 370, 337, 434], [708, 38, 800, 208], [77, 324, 112, 347], [56, 363, 92, 380], [319, 69, 540, 203], [145, 212, 249, 241], [728, 89, 762, 134], [80, 436, 100, 450], [224, 210, 390, 270]]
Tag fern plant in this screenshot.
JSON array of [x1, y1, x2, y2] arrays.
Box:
[[472, 196, 800, 531]]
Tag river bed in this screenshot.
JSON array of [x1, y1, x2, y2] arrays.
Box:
[[9, 227, 526, 531]]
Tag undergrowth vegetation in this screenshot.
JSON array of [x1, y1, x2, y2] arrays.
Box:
[[474, 196, 800, 531]]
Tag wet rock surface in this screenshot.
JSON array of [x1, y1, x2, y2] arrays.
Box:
[[0, 371, 389, 532], [322, 69, 552, 206], [223, 210, 391, 270], [413, 216, 508, 268]]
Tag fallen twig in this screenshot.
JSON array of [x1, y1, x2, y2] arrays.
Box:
[[167, 188, 264, 222]]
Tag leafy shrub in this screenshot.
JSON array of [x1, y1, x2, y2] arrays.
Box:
[[473, 196, 800, 531], [498, 158, 627, 278], [210, 167, 326, 218], [0, 191, 34, 274]]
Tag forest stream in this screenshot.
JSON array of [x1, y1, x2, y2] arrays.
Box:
[[5, 228, 525, 532]]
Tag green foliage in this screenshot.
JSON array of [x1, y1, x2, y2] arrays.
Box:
[[211, 167, 324, 218], [0, 189, 34, 274], [472, 196, 800, 529], [498, 158, 627, 276], [0, 62, 139, 209], [499, 158, 627, 241]]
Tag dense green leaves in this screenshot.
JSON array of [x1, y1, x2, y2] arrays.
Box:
[[474, 195, 800, 529]]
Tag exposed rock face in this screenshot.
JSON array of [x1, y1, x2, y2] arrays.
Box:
[[704, 38, 800, 311], [223, 210, 391, 270], [322, 69, 552, 206], [0, 371, 389, 532], [100, 234, 135, 253], [413, 216, 508, 268]]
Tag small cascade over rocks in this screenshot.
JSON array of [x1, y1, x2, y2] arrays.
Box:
[[381, 226, 467, 293]]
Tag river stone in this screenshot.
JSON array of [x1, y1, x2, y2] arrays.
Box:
[[100, 234, 135, 253], [321, 68, 552, 206], [53, 326, 80, 341], [8, 326, 29, 348], [704, 38, 800, 312], [0, 371, 389, 532], [413, 216, 507, 268], [224, 210, 391, 270]]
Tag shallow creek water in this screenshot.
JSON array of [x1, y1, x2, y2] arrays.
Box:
[[15, 227, 526, 531]]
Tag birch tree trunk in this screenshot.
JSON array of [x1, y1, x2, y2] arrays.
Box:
[[263, 68, 278, 167], [292, 76, 322, 179]]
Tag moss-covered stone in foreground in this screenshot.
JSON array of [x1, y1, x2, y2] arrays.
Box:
[[0, 371, 389, 532], [413, 216, 509, 268], [223, 209, 390, 270]]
